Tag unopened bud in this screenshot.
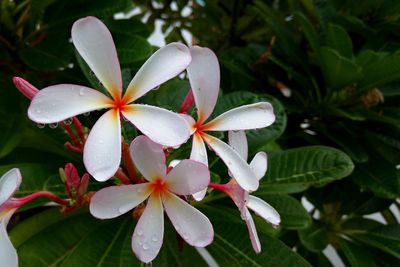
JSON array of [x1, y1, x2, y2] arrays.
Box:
[[12, 77, 39, 100]]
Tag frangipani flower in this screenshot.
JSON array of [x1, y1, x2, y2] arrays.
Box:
[[28, 16, 191, 182], [224, 130, 280, 253], [183, 46, 275, 198], [0, 168, 22, 267], [90, 135, 213, 263]]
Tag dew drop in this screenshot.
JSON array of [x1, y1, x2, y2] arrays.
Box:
[[151, 235, 158, 242], [37, 123, 45, 129], [83, 112, 90, 116], [182, 232, 190, 240], [35, 108, 41, 114], [64, 118, 73, 125], [137, 228, 144, 236], [118, 203, 132, 214], [49, 122, 58, 129], [142, 243, 150, 250]]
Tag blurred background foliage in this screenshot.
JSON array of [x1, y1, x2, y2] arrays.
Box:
[[0, 0, 399, 266]]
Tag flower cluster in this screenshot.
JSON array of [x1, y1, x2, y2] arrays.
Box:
[[7, 16, 281, 265]]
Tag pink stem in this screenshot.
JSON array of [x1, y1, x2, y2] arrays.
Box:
[[208, 183, 229, 193], [60, 122, 80, 146], [14, 191, 69, 207], [179, 89, 194, 114], [73, 117, 85, 142]]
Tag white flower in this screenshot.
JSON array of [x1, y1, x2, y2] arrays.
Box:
[[89, 136, 213, 263], [183, 46, 276, 199], [28, 16, 191, 182], [225, 130, 280, 253], [0, 168, 22, 267]]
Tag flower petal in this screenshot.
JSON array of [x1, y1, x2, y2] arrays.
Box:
[[228, 130, 248, 161], [72, 16, 122, 99], [123, 104, 190, 147], [0, 169, 21, 206], [130, 135, 166, 182], [202, 134, 259, 191], [28, 85, 111, 123], [124, 43, 191, 103], [204, 102, 275, 131], [166, 160, 210, 195], [132, 193, 164, 264], [0, 209, 18, 267], [83, 109, 121, 182], [247, 195, 281, 226], [187, 46, 220, 123], [250, 152, 268, 180], [89, 183, 152, 219], [190, 133, 208, 165], [162, 191, 213, 247], [243, 208, 261, 253], [190, 134, 209, 201]]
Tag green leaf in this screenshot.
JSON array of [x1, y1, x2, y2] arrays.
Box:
[[46, 0, 131, 26], [359, 53, 400, 92], [298, 223, 329, 252], [252, 194, 311, 229], [212, 91, 256, 118], [326, 23, 353, 58], [338, 238, 377, 267], [350, 225, 400, 259], [320, 47, 363, 91], [262, 146, 354, 193], [208, 219, 312, 266], [114, 34, 152, 64], [247, 94, 287, 153], [18, 47, 70, 71], [295, 12, 321, 55], [352, 158, 400, 199], [106, 18, 151, 38], [0, 163, 63, 196]]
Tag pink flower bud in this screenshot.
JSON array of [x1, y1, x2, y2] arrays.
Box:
[[12, 77, 39, 100]]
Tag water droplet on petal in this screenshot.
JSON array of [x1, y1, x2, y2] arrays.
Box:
[[64, 118, 73, 125], [37, 123, 45, 129], [83, 112, 90, 116], [137, 228, 143, 236], [142, 243, 150, 250], [36, 108, 41, 114], [49, 122, 58, 129], [118, 203, 132, 214], [151, 235, 158, 242]]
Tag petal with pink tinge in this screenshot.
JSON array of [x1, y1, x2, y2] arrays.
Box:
[[0, 209, 18, 267], [72, 16, 122, 99], [28, 85, 111, 123], [228, 130, 248, 161], [247, 195, 281, 226], [132, 193, 164, 264], [187, 46, 220, 123], [202, 134, 259, 192], [162, 191, 213, 247], [83, 109, 121, 182], [243, 208, 261, 253], [250, 152, 268, 180], [124, 43, 191, 103], [130, 135, 166, 182], [205, 102, 275, 131], [0, 169, 21, 206], [123, 104, 189, 147], [89, 183, 152, 219], [166, 160, 210, 195]]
